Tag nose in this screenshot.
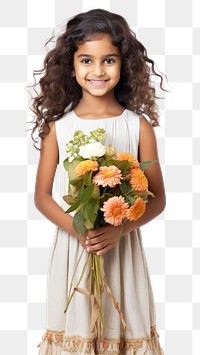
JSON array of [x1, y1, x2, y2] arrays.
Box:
[[92, 62, 105, 76]]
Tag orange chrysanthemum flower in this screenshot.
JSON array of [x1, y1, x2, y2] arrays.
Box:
[[126, 198, 146, 221], [101, 196, 129, 226], [92, 166, 122, 187], [130, 168, 148, 192], [75, 160, 98, 177], [116, 152, 140, 169]]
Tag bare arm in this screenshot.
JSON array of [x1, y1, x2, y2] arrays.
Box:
[[85, 116, 166, 254], [121, 115, 166, 234], [34, 122, 81, 239]]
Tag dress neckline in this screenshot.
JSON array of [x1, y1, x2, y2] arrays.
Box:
[[72, 109, 127, 121]]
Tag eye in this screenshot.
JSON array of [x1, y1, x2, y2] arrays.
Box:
[[81, 59, 91, 64], [104, 58, 115, 64]]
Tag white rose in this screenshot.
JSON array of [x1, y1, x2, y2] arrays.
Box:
[[79, 142, 106, 159]]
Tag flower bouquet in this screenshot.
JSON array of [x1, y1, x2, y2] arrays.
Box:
[[63, 128, 155, 339]]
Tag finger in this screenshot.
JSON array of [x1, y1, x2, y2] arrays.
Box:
[[87, 228, 105, 239], [96, 244, 112, 256], [86, 240, 109, 253], [86, 235, 107, 246]]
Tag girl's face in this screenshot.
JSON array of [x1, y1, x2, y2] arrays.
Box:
[[73, 33, 121, 99]]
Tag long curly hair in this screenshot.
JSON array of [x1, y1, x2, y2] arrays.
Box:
[[30, 8, 166, 144]]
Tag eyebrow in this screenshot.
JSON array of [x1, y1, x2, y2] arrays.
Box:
[[77, 53, 120, 58]]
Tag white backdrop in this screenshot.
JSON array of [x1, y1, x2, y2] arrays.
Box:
[[0, 0, 199, 354]]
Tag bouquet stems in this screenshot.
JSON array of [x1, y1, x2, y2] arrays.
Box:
[[65, 249, 127, 340]]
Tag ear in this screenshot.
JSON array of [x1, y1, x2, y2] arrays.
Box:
[[71, 70, 76, 77]]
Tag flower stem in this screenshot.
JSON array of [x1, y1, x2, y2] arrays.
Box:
[[94, 255, 104, 328], [64, 251, 91, 313]]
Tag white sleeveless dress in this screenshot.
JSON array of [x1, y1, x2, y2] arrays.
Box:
[[37, 109, 164, 354]]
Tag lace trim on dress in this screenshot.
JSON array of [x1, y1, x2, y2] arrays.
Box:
[[37, 325, 164, 354]]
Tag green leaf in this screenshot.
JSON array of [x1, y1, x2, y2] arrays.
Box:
[[92, 184, 100, 199], [68, 184, 80, 199], [87, 170, 93, 185], [73, 211, 87, 234], [66, 185, 95, 214], [140, 160, 157, 171], [126, 195, 138, 204], [83, 170, 93, 186], [69, 178, 83, 187], [82, 199, 99, 224], [84, 220, 94, 230], [79, 184, 95, 203], [65, 200, 81, 213], [63, 195, 76, 206], [100, 160, 108, 167], [63, 159, 81, 181], [119, 180, 132, 195]]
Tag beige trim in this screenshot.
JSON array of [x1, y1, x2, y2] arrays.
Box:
[[37, 325, 164, 354]]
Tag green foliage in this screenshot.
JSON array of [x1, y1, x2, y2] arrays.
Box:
[[84, 170, 93, 186], [63, 194, 76, 206], [63, 158, 81, 183], [92, 184, 100, 199], [66, 199, 81, 214], [73, 211, 87, 234], [119, 180, 132, 195], [79, 184, 95, 202], [82, 199, 99, 224], [66, 184, 95, 214]]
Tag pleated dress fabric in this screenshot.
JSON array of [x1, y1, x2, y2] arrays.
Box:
[[37, 109, 164, 354]]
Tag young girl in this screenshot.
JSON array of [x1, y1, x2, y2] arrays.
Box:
[[32, 8, 166, 355]]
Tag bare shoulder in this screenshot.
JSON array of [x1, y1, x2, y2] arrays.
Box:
[[138, 116, 159, 162], [41, 121, 57, 147], [39, 121, 58, 160], [139, 115, 157, 143]]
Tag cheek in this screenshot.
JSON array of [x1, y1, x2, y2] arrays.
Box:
[[74, 66, 88, 78], [110, 65, 121, 80]]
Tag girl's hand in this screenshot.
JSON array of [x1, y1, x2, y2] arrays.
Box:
[[85, 224, 122, 255]]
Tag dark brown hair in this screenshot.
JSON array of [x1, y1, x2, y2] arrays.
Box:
[[30, 8, 166, 144]]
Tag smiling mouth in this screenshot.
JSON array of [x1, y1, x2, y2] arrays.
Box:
[[88, 80, 108, 87]]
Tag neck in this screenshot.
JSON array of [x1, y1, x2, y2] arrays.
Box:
[[75, 92, 124, 118]]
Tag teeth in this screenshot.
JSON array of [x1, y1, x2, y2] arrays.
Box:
[[89, 80, 106, 86], [90, 80, 105, 83]]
